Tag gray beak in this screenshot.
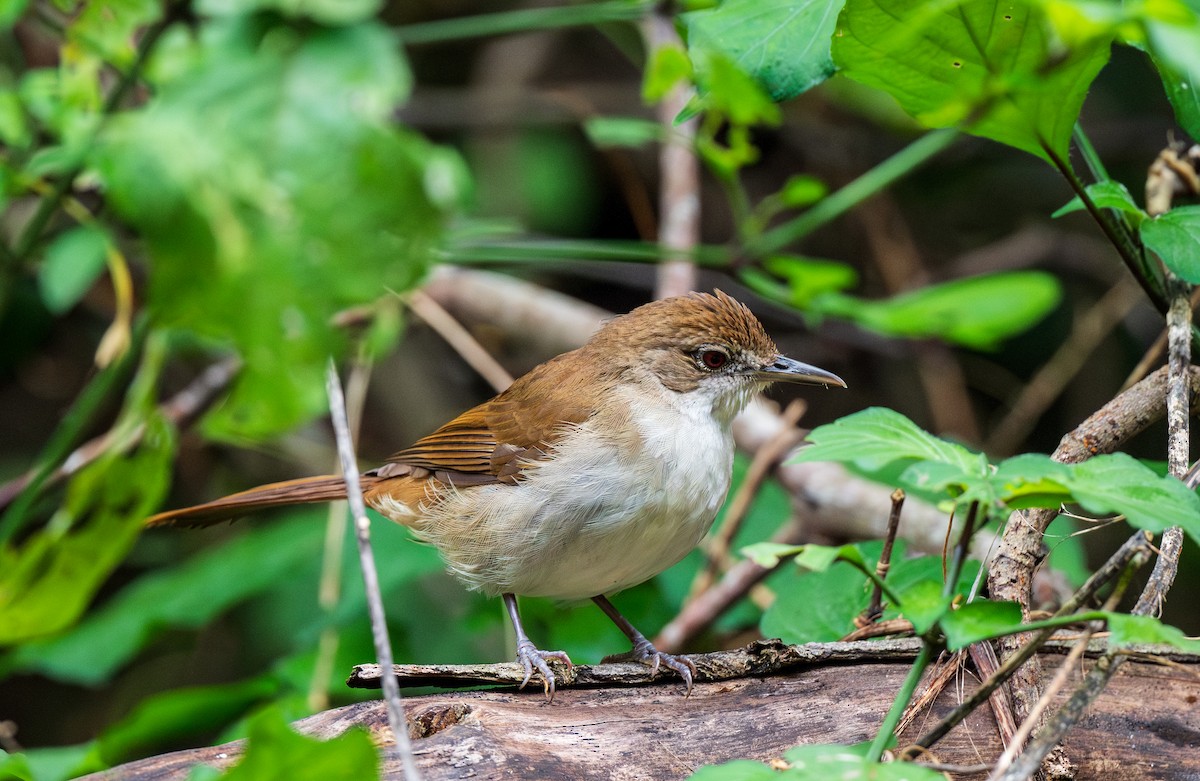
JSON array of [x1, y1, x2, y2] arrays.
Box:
[[754, 355, 847, 388]]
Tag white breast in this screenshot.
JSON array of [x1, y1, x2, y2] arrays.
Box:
[[408, 384, 736, 600]]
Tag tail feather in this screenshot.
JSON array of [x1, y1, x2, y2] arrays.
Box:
[[147, 475, 379, 528]]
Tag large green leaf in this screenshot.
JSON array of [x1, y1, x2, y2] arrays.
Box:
[[761, 541, 979, 643], [1140, 205, 1200, 283], [682, 0, 845, 101], [1069, 453, 1200, 541], [818, 271, 1061, 349], [0, 415, 175, 645], [216, 707, 379, 781], [94, 17, 460, 440], [1143, 0, 1200, 137], [793, 406, 980, 474], [832, 0, 1111, 163]]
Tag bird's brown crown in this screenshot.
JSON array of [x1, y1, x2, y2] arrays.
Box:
[[589, 290, 778, 361]]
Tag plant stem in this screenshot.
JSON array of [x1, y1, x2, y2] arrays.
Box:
[[325, 361, 420, 780], [867, 641, 934, 762], [749, 128, 958, 258], [1041, 143, 1168, 314], [0, 320, 145, 542], [396, 0, 652, 45]]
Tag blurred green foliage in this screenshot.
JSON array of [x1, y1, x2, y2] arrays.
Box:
[[1, 0, 1198, 776]]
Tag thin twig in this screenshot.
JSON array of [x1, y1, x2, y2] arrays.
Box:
[[308, 356, 373, 713], [993, 542, 1150, 781], [644, 11, 699, 299], [325, 361, 420, 780], [909, 530, 1153, 752], [404, 289, 514, 393], [1120, 286, 1200, 390], [860, 489, 905, 624], [1133, 278, 1192, 616]]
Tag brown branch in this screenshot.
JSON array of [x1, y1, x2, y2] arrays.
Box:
[[644, 12, 700, 300], [350, 638, 925, 690], [986, 364, 1200, 725]]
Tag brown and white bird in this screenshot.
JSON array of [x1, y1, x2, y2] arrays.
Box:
[[148, 291, 845, 696]]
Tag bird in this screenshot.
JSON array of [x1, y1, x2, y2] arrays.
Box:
[[147, 291, 846, 697]]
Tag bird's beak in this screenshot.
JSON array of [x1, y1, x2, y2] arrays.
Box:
[[754, 355, 847, 388]]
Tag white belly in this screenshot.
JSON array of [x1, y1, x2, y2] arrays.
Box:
[[408, 389, 735, 600]]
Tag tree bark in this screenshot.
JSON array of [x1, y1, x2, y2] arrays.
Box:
[[81, 642, 1200, 781]]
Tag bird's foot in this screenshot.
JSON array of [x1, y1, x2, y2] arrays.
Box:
[[605, 638, 698, 696], [516, 640, 573, 700]]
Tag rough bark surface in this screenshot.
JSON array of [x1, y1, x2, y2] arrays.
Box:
[[82, 648, 1200, 781]]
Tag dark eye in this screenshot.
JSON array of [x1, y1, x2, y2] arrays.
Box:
[[698, 349, 729, 370]]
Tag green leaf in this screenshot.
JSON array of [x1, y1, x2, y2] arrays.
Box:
[[818, 271, 1062, 349], [38, 225, 109, 314], [832, 0, 1111, 163], [0, 88, 32, 148], [217, 707, 379, 781], [0, 414, 175, 645], [796, 543, 863, 572], [762, 540, 980, 644], [894, 578, 948, 635], [583, 117, 663, 148], [764, 255, 858, 308], [67, 0, 162, 67], [782, 743, 948, 779], [741, 541, 806, 568], [688, 760, 781, 780], [643, 44, 693, 103], [991, 453, 1073, 508], [779, 174, 829, 207], [1144, 7, 1200, 136], [940, 600, 1024, 649], [4, 512, 322, 683], [0, 751, 34, 781], [1069, 453, 1200, 541], [1052, 180, 1147, 226], [1105, 612, 1200, 653], [682, 0, 845, 101], [1140, 205, 1200, 283], [94, 19, 452, 440], [793, 407, 980, 474], [197, 0, 382, 26], [4, 507, 444, 684]]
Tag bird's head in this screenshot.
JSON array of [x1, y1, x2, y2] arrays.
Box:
[[587, 291, 846, 422]]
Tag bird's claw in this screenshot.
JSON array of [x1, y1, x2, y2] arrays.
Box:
[[607, 640, 698, 696], [516, 640, 573, 700]]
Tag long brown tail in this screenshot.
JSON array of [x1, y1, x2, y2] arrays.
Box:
[[146, 475, 383, 528]]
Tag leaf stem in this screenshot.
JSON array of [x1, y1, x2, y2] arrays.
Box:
[[749, 128, 958, 258], [867, 641, 933, 762], [1041, 141, 1167, 313], [396, 1, 652, 45], [0, 320, 146, 542]]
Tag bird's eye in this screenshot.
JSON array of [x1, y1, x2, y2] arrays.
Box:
[[698, 349, 729, 370]]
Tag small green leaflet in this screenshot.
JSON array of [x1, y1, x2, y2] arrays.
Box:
[[1140, 205, 1200, 283], [1053, 180, 1147, 226]]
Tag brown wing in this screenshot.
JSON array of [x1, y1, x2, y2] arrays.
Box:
[[379, 351, 600, 486]]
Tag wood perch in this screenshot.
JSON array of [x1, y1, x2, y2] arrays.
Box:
[[82, 639, 1200, 781]]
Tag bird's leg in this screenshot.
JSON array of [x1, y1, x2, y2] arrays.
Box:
[[503, 593, 573, 700], [591, 594, 697, 695]]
